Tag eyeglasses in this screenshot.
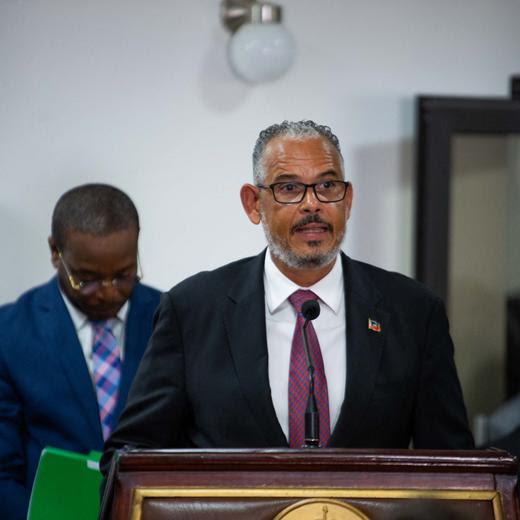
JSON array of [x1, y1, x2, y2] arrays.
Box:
[[58, 251, 142, 296], [257, 180, 349, 204]]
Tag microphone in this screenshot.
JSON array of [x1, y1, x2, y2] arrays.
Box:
[[300, 299, 321, 448], [302, 300, 320, 321]]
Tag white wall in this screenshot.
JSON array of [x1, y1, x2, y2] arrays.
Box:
[[1, 0, 519, 302]]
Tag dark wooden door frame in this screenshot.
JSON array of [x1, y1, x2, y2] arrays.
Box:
[[415, 77, 520, 302]]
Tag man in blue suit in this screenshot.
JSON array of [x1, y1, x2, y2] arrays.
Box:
[[0, 183, 161, 519]]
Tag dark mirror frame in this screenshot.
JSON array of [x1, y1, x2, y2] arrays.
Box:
[[415, 76, 520, 302]]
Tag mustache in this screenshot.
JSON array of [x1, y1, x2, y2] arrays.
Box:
[[291, 214, 333, 234]]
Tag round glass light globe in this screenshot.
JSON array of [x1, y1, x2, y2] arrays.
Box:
[[228, 23, 295, 83]]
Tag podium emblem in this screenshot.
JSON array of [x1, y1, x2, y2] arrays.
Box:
[[273, 499, 369, 520]]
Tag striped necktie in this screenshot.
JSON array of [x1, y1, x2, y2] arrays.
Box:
[[288, 290, 331, 448], [92, 320, 122, 441]]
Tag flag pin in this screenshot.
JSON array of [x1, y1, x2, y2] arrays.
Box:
[[368, 318, 381, 332]]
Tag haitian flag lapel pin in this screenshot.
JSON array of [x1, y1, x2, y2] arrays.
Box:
[[368, 318, 381, 333]]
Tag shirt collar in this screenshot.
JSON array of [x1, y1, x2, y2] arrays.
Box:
[[264, 249, 344, 315], [59, 287, 129, 333]]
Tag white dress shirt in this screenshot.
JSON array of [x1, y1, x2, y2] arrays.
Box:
[[60, 290, 129, 378], [264, 251, 347, 441]]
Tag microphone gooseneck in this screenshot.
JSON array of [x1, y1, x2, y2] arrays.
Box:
[[301, 299, 321, 448]]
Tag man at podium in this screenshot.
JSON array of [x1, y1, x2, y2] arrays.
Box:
[[102, 121, 473, 476], [0, 184, 161, 519]]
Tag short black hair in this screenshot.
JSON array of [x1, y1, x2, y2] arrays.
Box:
[[51, 183, 140, 249]]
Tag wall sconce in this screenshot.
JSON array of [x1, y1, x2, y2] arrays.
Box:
[[221, 0, 296, 84]]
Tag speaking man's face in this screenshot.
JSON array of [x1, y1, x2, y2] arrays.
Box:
[[49, 227, 139, 321], [257, 136, 352, 272]]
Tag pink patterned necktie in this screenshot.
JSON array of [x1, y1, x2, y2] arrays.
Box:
[[92, 320, 121, 441], [288, 290, 331, 448]]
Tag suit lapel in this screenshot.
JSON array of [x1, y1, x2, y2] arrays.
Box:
[[116, 284, 154, 419], [36, 278, 102, 442], [223, 250, 287, 447], [329, 255, 390, 446]]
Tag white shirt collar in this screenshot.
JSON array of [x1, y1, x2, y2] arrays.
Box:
[[59, 287, 129, 332], [264, 249, 344, 315]]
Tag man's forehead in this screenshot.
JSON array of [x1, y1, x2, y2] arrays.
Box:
[[263, 135, 343, 176], [266, 134, 334, 153], [62, 227, 138, 258]]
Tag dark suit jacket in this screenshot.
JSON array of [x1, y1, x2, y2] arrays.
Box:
[[0, 277, 160, 520], [102, 251, 473, 474]]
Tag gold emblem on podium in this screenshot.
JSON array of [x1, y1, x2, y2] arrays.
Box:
[[273, 499, 370, 520]]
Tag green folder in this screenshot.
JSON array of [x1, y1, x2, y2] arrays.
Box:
[[27, 447, 102, 520]]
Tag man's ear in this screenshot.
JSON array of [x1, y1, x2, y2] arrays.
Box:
[[48, 236, 60, 269], [240, 183, 262, 225]]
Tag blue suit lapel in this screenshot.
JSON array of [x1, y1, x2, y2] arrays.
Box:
[[35, 278, 102, 443], [115, 283, 156, 421], [329, 255, 390, 446], [224, 250, 287, 447]]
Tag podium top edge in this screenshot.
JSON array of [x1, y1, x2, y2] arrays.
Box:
[[116, 448, 518, 475]]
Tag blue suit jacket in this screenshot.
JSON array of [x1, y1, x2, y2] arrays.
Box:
[[0, 277, 160, 520]]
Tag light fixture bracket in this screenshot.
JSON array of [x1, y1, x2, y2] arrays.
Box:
[[221, 0, 283, 33]]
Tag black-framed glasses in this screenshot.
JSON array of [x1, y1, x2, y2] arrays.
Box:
[[257, 180, 349, 204], [58, 251, 142, 296]]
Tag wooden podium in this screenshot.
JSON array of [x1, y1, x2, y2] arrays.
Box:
[[102, 449, 519, 520]]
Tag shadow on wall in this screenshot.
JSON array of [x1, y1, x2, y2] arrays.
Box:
[[348, 138, 414, 274], [199, 27, 250, 112]]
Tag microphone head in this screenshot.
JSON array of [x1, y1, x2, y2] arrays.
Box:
[[302, 300, 320, 321]]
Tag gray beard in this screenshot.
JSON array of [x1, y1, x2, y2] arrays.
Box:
[[260, 216, 344, 270]]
